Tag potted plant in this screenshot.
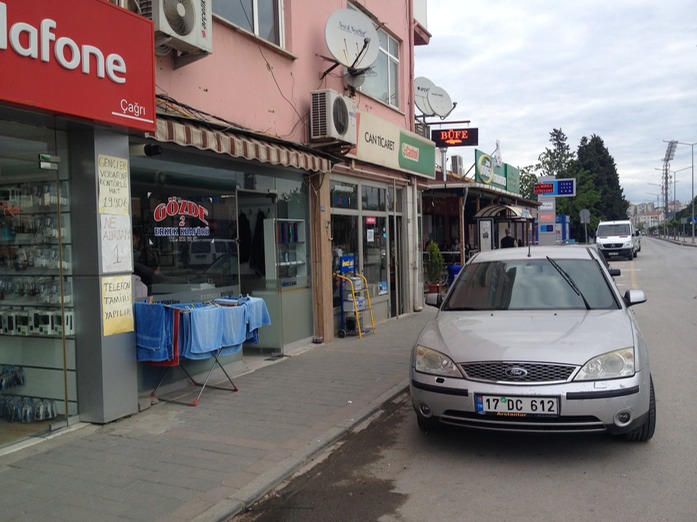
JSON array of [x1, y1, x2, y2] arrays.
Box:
[[425, 240, 445, 293]]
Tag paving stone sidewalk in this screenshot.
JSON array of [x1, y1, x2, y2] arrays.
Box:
[[0, 307, 436, 522]]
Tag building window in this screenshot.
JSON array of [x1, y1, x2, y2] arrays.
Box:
[[347, 4, 400, 108], [361, 185, 386, 212], [213, 0, 283, 47], [331, 181, 358, 210], [360, 27, 400, 107]]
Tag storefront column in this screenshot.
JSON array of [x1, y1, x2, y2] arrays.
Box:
[[310, 171, 334, 343], [409, 182, 423, 311], [71, 128, 138, 423]]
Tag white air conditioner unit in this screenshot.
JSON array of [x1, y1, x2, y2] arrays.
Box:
[[142, 0, 212, 55], [310, 89, 357, 146], [451, 155, 464, 176]]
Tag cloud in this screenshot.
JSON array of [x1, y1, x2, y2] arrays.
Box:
[[415, 0, 697, 204]]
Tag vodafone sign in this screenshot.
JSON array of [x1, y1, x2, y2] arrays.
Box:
[[0, 0, 155, 132]]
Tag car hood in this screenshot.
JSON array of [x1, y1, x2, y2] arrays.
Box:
[[418, 310, 635, 365]]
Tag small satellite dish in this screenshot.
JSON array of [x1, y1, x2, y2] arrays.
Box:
[[414, 76, 436, 116], [427, 86, 454, 118], [325, 9, 380, 70]]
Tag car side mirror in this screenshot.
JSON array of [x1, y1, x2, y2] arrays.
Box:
[[608, 268, 621, 277], [425, 292, 442, 308], [624, 289, 647, 307]]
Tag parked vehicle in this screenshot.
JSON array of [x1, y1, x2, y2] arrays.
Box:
[[595, 220, 639, 260], [410, 245, 655, 441], [188, 239, 236, 266]]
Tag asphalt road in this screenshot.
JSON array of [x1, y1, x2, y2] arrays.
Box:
[[235, 238, 697, 522]]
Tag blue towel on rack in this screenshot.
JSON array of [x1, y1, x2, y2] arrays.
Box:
[[220, 305, 247, 349], [188, 306, 223, 358], [134, 302, 173, 362], [239, 296, 271, 343], [241, 296, 271, 332]]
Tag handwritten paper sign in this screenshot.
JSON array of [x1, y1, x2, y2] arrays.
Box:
[[101, 275, 134, 336]]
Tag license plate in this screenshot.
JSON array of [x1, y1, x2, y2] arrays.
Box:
[[475, 394, 559, 416]]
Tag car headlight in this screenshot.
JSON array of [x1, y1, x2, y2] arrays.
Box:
[[574, 348, 635, 381], [413, 345, 462, 377]]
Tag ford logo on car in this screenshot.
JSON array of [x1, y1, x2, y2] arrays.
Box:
[[506, 367, 528, 377]]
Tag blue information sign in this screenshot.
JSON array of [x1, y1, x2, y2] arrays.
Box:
[[533, 178, 576, 197]]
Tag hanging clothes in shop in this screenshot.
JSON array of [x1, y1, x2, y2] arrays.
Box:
[[238, 211, 252, 263], [248, 210, 266, 276]]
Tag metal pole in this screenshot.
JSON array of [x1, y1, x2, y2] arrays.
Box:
[[690, 143, 695, 243], [676, 141, 696, 244]]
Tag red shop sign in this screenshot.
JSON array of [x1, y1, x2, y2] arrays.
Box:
[[0, 0, 156, 132], [365, 216, 377, 225]]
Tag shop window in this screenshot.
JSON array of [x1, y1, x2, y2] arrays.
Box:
[[132, 189, 240, 298], [361, 185, 386, 211], [331, 181, 358, 210], [214, 0, 284, 47], [387, 186, 403, 213]]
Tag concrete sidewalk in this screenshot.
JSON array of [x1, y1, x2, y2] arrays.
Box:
[[0, 307, 437, 522]]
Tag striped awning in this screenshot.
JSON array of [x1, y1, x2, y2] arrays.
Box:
[[474, 204, 533, 220], [147, 117, 333, 173]]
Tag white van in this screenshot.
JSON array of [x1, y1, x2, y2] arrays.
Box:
[[188, 239, 236, 266], [595, 220, 639, 260]]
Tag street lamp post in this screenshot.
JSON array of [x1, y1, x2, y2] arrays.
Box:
[[675, 141, 697, 244]]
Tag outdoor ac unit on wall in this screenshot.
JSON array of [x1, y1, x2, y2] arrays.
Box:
[[451, 155, 464, 176], [141, 0, 212, 56], [310, 89, 357, 146]]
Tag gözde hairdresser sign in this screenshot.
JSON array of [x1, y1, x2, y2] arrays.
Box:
[[0, 0, 155, 132]]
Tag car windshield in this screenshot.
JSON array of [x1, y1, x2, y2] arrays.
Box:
[[442, 258, 620, 311], [597, 224, 630, 236]]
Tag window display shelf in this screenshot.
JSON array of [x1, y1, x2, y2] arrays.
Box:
[[264, 218, 308, 285], [0, 176, 75, 420]]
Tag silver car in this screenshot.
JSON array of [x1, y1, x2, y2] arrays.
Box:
[[410, 245, 656, 441]]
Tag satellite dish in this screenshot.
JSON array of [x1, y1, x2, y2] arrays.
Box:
[[325, 9, 380, 70], [427, 86, 453, 118], [414, 77, 436, 116]]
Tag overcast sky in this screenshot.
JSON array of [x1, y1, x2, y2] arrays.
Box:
[[414, 0, 697, 205]]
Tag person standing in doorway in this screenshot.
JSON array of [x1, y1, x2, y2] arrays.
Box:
[[500, 228, 516, 248]]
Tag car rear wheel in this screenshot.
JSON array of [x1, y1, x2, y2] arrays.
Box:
[[623, 376, 656, 442]]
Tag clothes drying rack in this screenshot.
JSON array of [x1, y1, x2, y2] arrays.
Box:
[[148, 307, 238, 407], [135, 296, 270, 407]]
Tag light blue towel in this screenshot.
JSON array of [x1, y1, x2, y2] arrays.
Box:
[[220, 305, 247, 347], [243, 296, 271, 332], [189, 306, 223, 356]]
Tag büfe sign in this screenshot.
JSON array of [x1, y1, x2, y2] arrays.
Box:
[[0, 0, 155, 132]]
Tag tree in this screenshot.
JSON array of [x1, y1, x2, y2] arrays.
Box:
[[519, 166, 538, 200], [536, 128, 575, 178], [576, 135, 628, 220]]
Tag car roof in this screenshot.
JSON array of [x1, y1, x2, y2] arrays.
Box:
[[469, 245, 597, 263]]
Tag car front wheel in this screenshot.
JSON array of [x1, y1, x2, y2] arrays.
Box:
[[416, 413, 440, 433], [623, 376, 656, 442]]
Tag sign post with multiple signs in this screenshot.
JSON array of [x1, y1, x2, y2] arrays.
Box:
[[536, 178, 577, 245]]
